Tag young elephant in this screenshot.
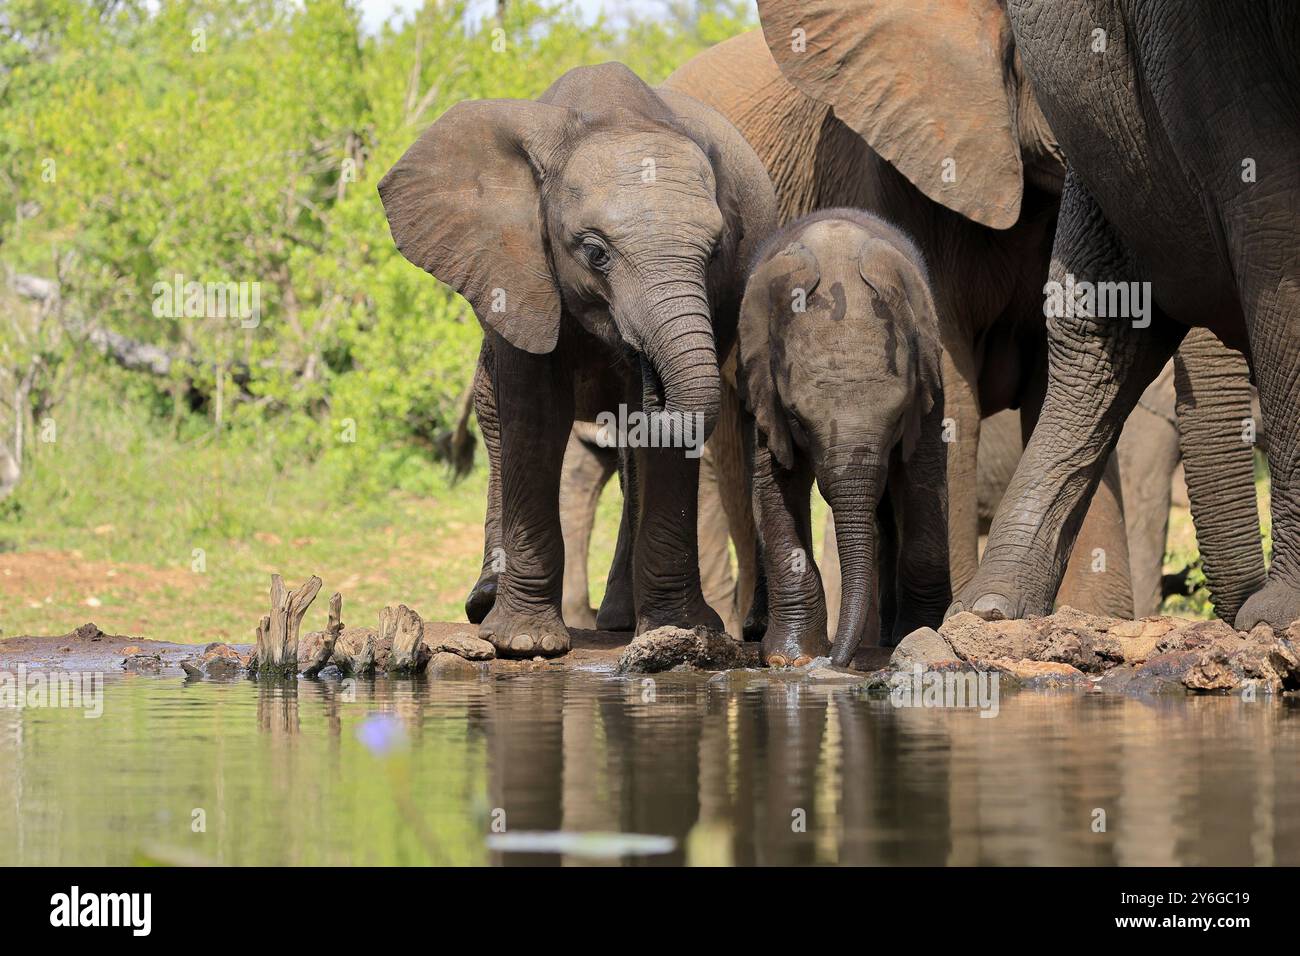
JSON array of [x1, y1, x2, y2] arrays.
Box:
[[380, 63, 776, 657], [738, 210, 950, 667]]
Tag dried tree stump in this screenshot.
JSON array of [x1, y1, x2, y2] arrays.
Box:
[[255, 574, 322, 677], [382, 604, 426, 674], [333, 627, 378, 676], [303, 592, 343, 679]]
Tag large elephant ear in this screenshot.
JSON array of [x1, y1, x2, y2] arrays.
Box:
[[757, 0, 1023, 229], [378, 100, 571, 354], [737, 244, 820, 470]]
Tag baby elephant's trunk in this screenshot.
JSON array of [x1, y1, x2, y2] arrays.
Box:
[[822, 452, 886, 667]]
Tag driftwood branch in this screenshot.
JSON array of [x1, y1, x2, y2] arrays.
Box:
[[303, 592, 343, 679]]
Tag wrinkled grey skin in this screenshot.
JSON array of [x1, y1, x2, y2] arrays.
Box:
[[570, 374, 1182, 641], [556, 420, 739, 633], [738, 210, 949, 667], [474, 373, 756, 637], [980, 344, 1262, 620], [671, 7, 1262, 623], [976, 408, 1176, 606], [949, 0, 1291, 629], [823, 391, 1173, 633], [381, 63, 777, 657]]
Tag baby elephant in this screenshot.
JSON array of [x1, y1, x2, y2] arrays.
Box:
[[738, 209, 951, 667]]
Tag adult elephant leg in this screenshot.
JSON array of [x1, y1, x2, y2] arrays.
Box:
[[942, 348, 982, 594], [976, 410, 1022, 535], [631, 441, 723, 635], [738, 410, 769, 643], [1019, 344, 1136, 618], [951, 174, 1182, 621], [1116, 363, 1181, 616], [709, 378, 756, 635], [1057, 456, 1134, 617], [1174, 329, 1267, 625], [889, 402, 952, 642], [466, 340, 503, 624], [821, 513, 840, 642], [479, 337, 575, 658], [753, 445, 829, 666], [1232, 255, 1300, 631], [742, 537, 769, 642], [595, 449, 637, 632], [559, 423, 618, 630], [697, 441, 737, 632]]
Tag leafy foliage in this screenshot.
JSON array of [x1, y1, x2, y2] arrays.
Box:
[[0, 0, 753, 497]]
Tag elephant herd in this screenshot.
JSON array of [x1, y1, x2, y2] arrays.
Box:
[[379, 0, 1298, 666]]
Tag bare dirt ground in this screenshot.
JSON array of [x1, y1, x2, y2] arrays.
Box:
[[0, 549, 201, 637]]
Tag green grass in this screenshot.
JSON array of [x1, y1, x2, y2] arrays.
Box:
[[0, 393, 624, 644]]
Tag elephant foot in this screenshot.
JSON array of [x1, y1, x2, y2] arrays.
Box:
[[480, 604, 571, 659], [761, 628, 831, 668], [636, 593, 725, 636], [1234, 577, 1300, 631], [596, 582, 636, 632], [563, 602, 598, 630], [465, 573, 498, 624], [946, 560, 1052, 623]]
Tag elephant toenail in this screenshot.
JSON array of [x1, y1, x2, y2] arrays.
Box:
[[767, 654, 788, 668], [510, 634, 535, 652], [792, 655, 812, 667], [971, 594, 1011, 620]]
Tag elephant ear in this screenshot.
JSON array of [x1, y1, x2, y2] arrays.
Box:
[[757, 0, 1023, 229], [737, 244, 820, 471], [378, 100, 571, 354], [858, 238, 943, 461]]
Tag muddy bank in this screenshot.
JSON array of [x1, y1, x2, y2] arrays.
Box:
[[880, 608, 1300, 696], [3, 608, 1297, 697], [0, 623, 194, 674], [0, 620, 759, 678]]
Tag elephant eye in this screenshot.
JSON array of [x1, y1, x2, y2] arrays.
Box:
[[581, 240, 611, 272]]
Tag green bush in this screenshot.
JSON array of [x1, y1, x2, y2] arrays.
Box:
[[0, 0, 753, 497]]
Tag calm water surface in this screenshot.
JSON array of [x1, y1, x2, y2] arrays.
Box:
[[2, 669, 1299, 865]]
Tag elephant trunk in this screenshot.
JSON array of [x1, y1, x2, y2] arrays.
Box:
[[1174, 330, 1267, 623], [823, 452, 885, 668], [636, 274, 721, 449]]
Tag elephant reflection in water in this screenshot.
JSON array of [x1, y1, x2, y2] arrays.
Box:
[[462, 672, 1300, 865], [481, 675, 707, 866], [841, 692, 1300, 865]]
